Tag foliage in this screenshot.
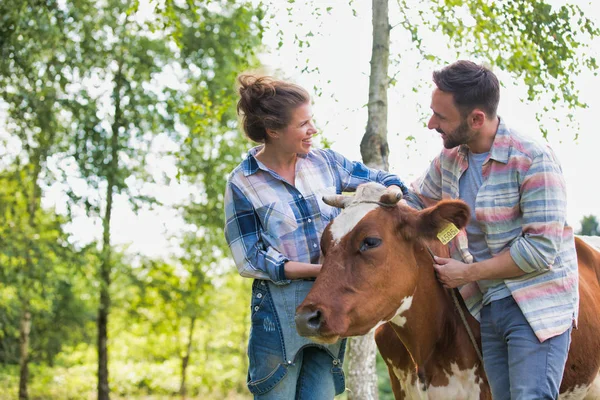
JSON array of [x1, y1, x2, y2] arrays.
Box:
[[1, 0, 264, 397], [397, 0, 598, 136], [578, 215, 599, 236], [0, 170, 95, 367]]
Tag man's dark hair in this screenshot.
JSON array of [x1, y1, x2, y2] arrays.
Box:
[[433, 60, 500, 118]]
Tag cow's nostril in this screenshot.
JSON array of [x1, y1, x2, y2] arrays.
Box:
[[307, 309, 322, 330], [295, 308, 323, 337]]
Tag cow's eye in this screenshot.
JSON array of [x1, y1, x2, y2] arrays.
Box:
[[359, 237, 382, 252]]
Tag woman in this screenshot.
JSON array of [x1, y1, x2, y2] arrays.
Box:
[[224, 74, 407, 399]]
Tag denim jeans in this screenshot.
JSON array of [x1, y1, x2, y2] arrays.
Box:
[[247, 280, 345, 397], [255, 346, 341, 400], [480, 295, 571, 400]]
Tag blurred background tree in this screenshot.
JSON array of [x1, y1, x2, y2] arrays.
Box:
[[579, 215, 600, 236]]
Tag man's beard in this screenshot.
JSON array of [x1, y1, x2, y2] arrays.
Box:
[[437, 119, 470, 149]]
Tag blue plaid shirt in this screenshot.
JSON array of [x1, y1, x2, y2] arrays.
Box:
[[224, 146, 406, 285]]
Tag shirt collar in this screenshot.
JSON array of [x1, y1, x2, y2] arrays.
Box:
[[458, 116, 510, 164], [241, 146, 262, 177], [241, 145, 309, 177]]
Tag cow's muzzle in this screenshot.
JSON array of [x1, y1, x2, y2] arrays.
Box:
[[295, 308, 323, 337]]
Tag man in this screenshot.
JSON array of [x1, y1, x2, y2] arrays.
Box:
[[409, 60, 578, 399]]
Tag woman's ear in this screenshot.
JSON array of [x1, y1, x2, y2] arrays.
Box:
[[266, 128, 279, 140]]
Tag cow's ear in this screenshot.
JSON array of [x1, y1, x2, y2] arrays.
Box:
[[416, 200, 470, 240]]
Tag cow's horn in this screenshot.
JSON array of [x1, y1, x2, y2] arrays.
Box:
[[323, 194, 352, 209], [380, 187, 403, 205]]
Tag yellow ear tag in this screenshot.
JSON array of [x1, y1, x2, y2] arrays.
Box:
[[437, 223, 459, 245]]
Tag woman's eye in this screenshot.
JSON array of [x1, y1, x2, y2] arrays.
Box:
[[359, 237, 382, 252]]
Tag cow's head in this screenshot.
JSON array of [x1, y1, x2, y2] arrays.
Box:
[[295, 182, 469, 344]]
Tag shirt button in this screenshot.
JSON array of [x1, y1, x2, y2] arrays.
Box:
[[257, 293, 263, 299], [308, 218, 312, 223], [298, 194, 303, 198], [260, 281, 266, 286], [254, 306, 259, 311], [313, 243, 318, 248]]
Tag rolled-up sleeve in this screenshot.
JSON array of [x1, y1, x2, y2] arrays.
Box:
[[509, 151, 568, 273], [325, 149, 408, 194], [224, 181, 291, 284]]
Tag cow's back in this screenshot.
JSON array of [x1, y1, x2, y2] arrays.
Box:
[[560, 237, 600, 398]]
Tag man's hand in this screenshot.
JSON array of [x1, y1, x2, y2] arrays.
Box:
[[433, 256, 473, 288], [432, 251, 526, 288]]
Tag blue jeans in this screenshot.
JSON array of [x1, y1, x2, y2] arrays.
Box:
[[255, 346, 340, 400], [480, 296, 571, 400], [247, 280, 345, 397]]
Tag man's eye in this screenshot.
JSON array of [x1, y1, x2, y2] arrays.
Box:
[[359, 237, 382, 252]]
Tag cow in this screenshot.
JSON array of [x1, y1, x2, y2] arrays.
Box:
[[295, 182, 600, 399]]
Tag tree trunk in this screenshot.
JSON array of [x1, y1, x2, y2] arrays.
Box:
[[18, 305, 31, 400], [347, 332, 379, 400], [97, 64, 123, 400], [179, 316, 196, 399], [349, 1, 391, 398], [19, 137, 52, 400], [360, 0, 391, 172], [97, 266, 110, 400], [97, 146, 116, 400]]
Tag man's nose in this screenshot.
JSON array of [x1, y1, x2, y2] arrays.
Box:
[[427, 116, 436, 130]]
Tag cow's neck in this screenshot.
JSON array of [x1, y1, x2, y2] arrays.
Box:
[[389, 241, 481, 378]]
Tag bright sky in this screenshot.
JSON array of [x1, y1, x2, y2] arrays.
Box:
[[36, 0, 600, 258], [257, 0, 600, 233]]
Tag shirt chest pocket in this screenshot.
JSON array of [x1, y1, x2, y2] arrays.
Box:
[[256, 201, 299, 237], [491, 189, 521, 219]]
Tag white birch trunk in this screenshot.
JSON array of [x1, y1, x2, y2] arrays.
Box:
[[348, 1, 390, 399]]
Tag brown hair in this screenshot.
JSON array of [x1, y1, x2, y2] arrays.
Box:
[[236, 75, 310, 143], [433, 60, 500, 118]]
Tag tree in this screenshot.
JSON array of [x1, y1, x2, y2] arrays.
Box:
[[0, 1, 94, 397], [0, 169, 91, 399], [170, 1, 264, 396], [2, 1, 265, 398], [579, 215, 599, 236], [347, 3, 391, 398]]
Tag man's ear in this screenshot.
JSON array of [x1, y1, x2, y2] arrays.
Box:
[[469, 109, 486, 130], [416, 200, 470, 240]]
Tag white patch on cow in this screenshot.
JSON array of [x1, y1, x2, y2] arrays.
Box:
[[428, 363, 481, 400], [371, 319, 387, 334], [559, 385, 590, 400], [390, 296, 413, 328], [389, 361, 427, 399], [329, 203, 379, 244], [559, 372, 600, 399], [388, 361, 480, 400], [328, 182, 391, 244]]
